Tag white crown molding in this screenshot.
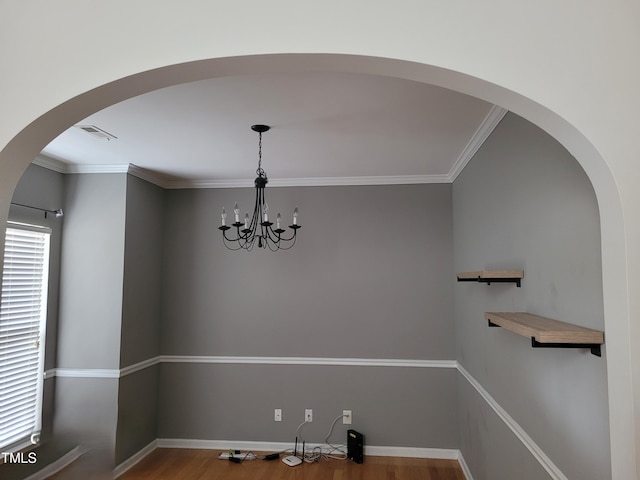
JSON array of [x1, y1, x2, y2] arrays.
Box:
[[64, 163, 130, 174], [30, 158, 455, 188], [34, 107, 509, 190], [32, 154, 68, 173], [32, 107, 505, 187], [165, 174, 452, 189], [447, 105, 508, 182], [31, 159, 453, 188], [126, 164, 176, 188], [270, 175, 451, 187], [166, 178, 253, 189]]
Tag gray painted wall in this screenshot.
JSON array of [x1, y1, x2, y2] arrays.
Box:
[[57, 173, 126, 370], [160, 184, 453, 359], [116, 366, 159, 465], [158, 363, 458, 448], [158, 184, 457, 446], [457, 376, 551, 479], [53, 377, 119, 458], [35, 172, 164, 469], [453, 113, 610, 479], [115, 175, 164, 464], [52, 173, 127, 470], [120, 174, 164, 367]]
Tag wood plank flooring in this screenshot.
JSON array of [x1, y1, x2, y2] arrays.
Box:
[[113, 449, 466, 480]]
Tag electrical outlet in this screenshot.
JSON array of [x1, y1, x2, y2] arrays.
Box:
[[274, 409, 282, 422], [305, 409, 313, 422], [343, 410, 352, 425]]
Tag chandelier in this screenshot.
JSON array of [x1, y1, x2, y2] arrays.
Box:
[[219, 125, 300, 251]]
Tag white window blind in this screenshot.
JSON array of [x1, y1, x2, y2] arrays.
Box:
[[0, 225, 50, 452]]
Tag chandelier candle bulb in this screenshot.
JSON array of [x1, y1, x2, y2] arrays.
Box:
[[233, 202, 240, 223], [276, 213, 281, 229], [293, 207, 299, 225], [221, 207, 227, 226], [244, 213, 249, 230]]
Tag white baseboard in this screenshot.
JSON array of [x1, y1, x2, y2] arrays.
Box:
[[113, 440, 157, 478], [364, 445, 459, 460], [157, 437, 459, 459], [457, 450, 474, 480], [156, 438, 291, 452], [23, 446, 86, 480], [116, 438, 471, 479]]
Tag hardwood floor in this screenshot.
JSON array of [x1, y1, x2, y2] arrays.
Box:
[[113, 449, 466, 480]]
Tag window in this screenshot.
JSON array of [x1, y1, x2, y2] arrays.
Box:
[[0, 224, 50, 452]]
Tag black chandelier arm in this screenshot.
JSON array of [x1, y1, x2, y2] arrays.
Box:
[[283, 225, 301, 241], [272, 234, 298, 251], [261, 229, 297, 251], [263, 225, 281, 244], [222, 236, 247, 251], [220, 226, 246, 250], [219, 223, 299, 251], [266, 225, 300, 250], [266, 238, 281, 252], [265, 225, 300, 244], [220, 225, 256, 250]]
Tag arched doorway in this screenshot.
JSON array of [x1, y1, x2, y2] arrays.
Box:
[[0, 53, 633, 477]]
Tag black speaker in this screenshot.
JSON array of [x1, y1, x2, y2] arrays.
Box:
[[347, 429, 364, 463]]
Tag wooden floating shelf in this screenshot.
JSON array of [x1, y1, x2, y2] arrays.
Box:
[[485, 312, 604, 357], [457, 270, 524, 287]]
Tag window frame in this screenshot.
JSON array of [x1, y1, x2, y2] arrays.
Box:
[[0, 222, 51, 454]]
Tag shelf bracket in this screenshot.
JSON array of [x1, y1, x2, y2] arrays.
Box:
[[457, 277, 521, 287], [480, 277, 521, 287], [531, 338, 602, 357], [488, 320, 602, 356]]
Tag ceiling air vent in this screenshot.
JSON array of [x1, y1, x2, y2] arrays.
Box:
[[76, 125, 117, 141]]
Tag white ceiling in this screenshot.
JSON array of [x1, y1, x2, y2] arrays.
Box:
[[40, 71, 505, 188]]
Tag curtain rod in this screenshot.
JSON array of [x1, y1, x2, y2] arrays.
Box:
[[10, 202, 64, 218]]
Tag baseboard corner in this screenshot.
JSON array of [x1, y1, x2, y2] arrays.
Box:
[[456, 450, 474, 480], [113, 439, 158, 478]]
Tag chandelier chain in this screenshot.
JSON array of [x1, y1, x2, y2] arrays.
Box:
[[256, 132, 264, 177]]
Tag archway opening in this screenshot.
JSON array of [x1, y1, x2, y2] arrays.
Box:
[[0, 53, 631, 478]]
